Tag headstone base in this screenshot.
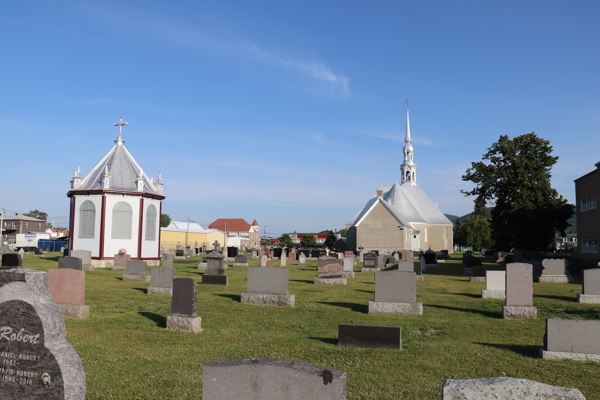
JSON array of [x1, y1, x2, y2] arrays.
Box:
[[539, 348, 600, 363], [577, 294, 600, 304], [202, 275, 228, 285], [148, 286, 173, 296], [175, 256, 186, 259], [241, 293, 295, 308], [361, 267, 380, 272], [314, 278, 347, 285], [123, 274, 151, 282], [469, 277, 486, 282], [437, 259, 445, 263], [424, 264, 440, 270], [463, 268, 473, 274], [112, 265, 127, 271], [198, 262, 207, 270], [416, 275, 424, 281], [441, 377, 586, 399], [368, 301, 423, 315], [233, 263, 249, 267], [481, 289, 505, 299], [538, 275, 574, 283], [57, 304, 90, 319], [341, 271, 355, 278], [82, 264, 95, 271], [503, 306, 537, 320], [166, 315, 203, 332]]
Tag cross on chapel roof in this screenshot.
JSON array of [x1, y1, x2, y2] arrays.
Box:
[[113, 116, 128, 143]]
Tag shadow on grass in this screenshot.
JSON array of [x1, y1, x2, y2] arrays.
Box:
[[44, 256, 61, 261], [291, 279, 314, 284], [452, 292, 482, 299], [354, 289, 373, 294], [132, 288, 147, 294], [474, 342, 540, 358], [308, 337, 338, 346], [317, 301, 368, 314], [139, 312, 166, 328], [427, 304, 500, 318], [214, 293, 241, 302], [114, 277, 123, 281], [187, 271, 205, 276], [534, 294, 575, 302]]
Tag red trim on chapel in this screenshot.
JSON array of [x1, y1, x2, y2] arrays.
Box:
[[98, 195, 106, 259], [137, 198, 144, 258]]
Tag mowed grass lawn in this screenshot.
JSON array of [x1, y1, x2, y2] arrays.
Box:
[[25, 252, 600, 399]]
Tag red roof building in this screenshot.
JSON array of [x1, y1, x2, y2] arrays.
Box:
[[208, 218, 260, 249]]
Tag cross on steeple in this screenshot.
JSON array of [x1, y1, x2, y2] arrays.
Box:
[[404, 98, 411, 109], [113, 116, 128, 137]]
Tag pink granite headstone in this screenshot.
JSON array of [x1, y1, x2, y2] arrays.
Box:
[[48, 269, 85, 306]]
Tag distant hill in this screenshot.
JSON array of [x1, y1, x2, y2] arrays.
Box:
[[446, 207, 577, 234]]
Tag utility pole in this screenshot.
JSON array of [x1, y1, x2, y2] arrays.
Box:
[[185, 217, 195, 249], [0, 208, 4, 245]]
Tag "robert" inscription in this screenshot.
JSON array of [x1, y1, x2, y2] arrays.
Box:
[[0, 327, 40, 344]]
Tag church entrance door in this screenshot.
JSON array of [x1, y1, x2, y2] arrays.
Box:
[[411, 232, 420, 252]]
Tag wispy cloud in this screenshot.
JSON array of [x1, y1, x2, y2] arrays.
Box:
[[78, 4, 350, 96], [367, 129, 436, 146]]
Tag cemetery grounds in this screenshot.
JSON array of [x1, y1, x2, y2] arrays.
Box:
[[27, 252, 600, 399]]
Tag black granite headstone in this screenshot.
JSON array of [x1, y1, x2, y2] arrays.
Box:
[[423, 251, 437, 264], [273, 248, 282, 259], [311, 250, 320, 258], [473, 266, 486, 277], [1, 254, 21, 268], [175, 250, 184, 257], [337, 324, 402, 349], [465, 258, 482, 268], [227, 247, 238, 258], [363, 253, 378, 268], [58, 257, 82, 271], [171, 278, 196, 317], [202, 275, 228, 285]]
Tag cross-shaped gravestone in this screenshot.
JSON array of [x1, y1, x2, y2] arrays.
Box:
[[213, 241, 220, 249]]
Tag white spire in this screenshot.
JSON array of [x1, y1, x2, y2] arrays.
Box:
[[405, 108, 412, 143], [400, 100, 417, 186]]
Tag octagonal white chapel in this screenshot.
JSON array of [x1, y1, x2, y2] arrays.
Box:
[[67, 117, 165, 268]]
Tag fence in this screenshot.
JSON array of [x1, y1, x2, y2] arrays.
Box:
[[38, 239, 66, 252]]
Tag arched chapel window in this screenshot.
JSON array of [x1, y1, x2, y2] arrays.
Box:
[[145, 205, 157, 241], [112, 201, 132, 239], [79, 200, 95, 239]]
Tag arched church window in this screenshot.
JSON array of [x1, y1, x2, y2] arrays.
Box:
[[145, 205, 157, 241], [78, 200, 95, 239], [412, 172, 415, 181], [406, 172, 411, 181], [112, 201, 132, 239]]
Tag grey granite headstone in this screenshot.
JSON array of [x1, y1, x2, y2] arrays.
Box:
[[343, 257, 353, 272], [541, 258, 568, 275], [280, 250, 287, 267], [163, 254, 174, 268], [234, 255, 247, 264], [375, 270, 416, 303], [206, 252, 225, 275], [1, 253, 21, 268], [70, 250, 91, 269], [58, 256, 83, 271], [0, 269, 86, 399], [247, 266, 288, 295], [505, 263, 533, 307], [441, 377, 585, 399], [151, 267, 174, 287], [544, 318, 600, 356], [318, 258, 342, 269], [397, 261, 414, 272], [583, 268, 600, 295], [126, 260, 148, 275], [172, 278, 196, 317], [338, 324, 402, 350], [260, 255, 268, 266], [203, 358, 347, 400]]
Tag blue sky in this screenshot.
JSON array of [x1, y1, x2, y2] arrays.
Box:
[[1, 1, 598, 235]]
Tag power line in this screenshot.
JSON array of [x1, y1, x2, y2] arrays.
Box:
[[0, 192, 65, 198]]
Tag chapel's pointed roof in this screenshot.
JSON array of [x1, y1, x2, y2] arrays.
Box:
[[69, 119, 163, 197]]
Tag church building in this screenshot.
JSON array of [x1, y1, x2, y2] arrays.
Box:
[[67, 117, 165, 268], [346, 107, 453, 254]]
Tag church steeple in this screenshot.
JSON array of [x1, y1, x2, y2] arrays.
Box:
[[400, 100, 417, 186]]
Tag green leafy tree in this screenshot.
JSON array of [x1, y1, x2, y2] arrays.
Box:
[[24, 210, 47, 221], [278, 233, 293, 248], [462, 133, 573, 251], [339, 228, 348, 238], [300, 233, 316, 248], [260, 238, 268, 246], [324, 231, 336, 248], [464, 216, 492, 251], [160, 214, 171, 228], [453, 220, 467, 248]]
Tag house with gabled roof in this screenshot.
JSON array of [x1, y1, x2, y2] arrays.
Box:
[[208, 218, 260, 249]]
